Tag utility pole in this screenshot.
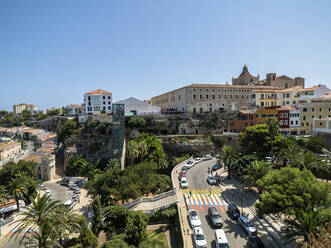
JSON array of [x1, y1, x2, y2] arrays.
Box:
[[240, 187, 244, 215]]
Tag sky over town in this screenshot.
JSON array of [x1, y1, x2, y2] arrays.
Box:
[[0, 0, 330, 110]]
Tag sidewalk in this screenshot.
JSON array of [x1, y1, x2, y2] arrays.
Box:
[[216, 168, 287, 248], [172, 164, 193, 248]]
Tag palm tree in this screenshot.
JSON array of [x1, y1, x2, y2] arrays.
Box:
[[241, 160, 272, 193], [11, 194, 80, 248], [266, 119, 279, 163], [8, 178, 26, 212], [0, 185, 9, 205], [284, 209, 328, 245], [290, 151, 321, 171], [218, 145, 236, 179]]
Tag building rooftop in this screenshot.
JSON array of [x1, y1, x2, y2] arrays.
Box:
[[24, 154, 43, 164], [85, 89, 112, 95], [297, 85, 322, 92], [0, 141, 20, 151]]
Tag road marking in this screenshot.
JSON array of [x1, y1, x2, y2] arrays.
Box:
[[183, 188, 228, 212]]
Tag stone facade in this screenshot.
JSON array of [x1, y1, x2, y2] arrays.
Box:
[[232, 65, 305, 89], [151, 84, 279, 114], [0, 142, 21, 161], [299, 98, 331, 133]]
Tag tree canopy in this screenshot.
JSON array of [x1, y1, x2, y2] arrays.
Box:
[[256, 166, 330, 216]]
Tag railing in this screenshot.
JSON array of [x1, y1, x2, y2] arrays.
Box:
[[122, 190, 176, 210]]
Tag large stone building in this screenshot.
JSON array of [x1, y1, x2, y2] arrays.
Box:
[[151, 84, 279, 114], [232, 65, 305, 89], [13, 103, 38, 114], [151, 65, 308, 113], [299, 97, 331, 133]]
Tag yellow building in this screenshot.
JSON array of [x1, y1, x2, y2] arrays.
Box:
[[256, 107, 278, 124], [300, 97, 331, 133]]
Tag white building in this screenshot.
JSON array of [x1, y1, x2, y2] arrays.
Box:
[[115, 97, 161, 116], [298, 84, 330, 101], [13, 103, 38, 114], [289, 108, 300, 128], [64, 104, 82, 116], [84, 89, 112, 115]]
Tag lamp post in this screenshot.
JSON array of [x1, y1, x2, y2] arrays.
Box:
[[240, 187, 244, 215]]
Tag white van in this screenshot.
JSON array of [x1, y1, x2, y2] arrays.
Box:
[[215, 229, 230, 248], [64, 200, 76, 210]]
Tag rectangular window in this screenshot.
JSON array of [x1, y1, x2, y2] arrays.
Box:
[[303, 116, 306, 120], [286, 101, 290, 104], [200, 108, 203, 113], [312, 108, 315, 112], [303, 108, 307, 112], [108, 101, 111, 104], [284, 113, 288, 118], [103, 101, 105, 105], [280, 120, 283, 125], [291, 121, 293, 125], [193, 94, 196, 99], [108, 106, 111, 110], [212, 95, 215, 99], [193, 108, 196, 114], [178, 95, 181, 101], [296, 120, 298, 125], [206, 95, 209, 99], [200, 95, 202, 99], [108, 96, 111, 99], [103, 96, 105, 99], [280, 113, 283, 118], [286, 93, 290, 98], [284, 120, 288, 125]]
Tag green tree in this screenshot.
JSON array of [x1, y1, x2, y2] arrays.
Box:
[[104, 205, 129, 237], [12, 194, 80, 248], [8, 178, 27, 212], [126, 211, 149, 246], [0, 185, 9, 205], [256, 167, 330, 216], [128, 117, 147, 129], [91, 197, 102, 236], [284, 208, 330, 245], [218, 145, 236, 179], [101, 234, 131, 248], [239, 122, 282, 159], [78, 217, 98, 248], [138, 239, 168, 248], [305, 136, 325, 154], [241, 160, 272, 193], [231, 154, 258, 177]]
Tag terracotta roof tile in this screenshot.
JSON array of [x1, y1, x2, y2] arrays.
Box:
[[85, 89, 112, 95]]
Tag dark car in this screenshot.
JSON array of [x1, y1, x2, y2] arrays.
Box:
[[228, 203, 240, 219], [181, 166, 188, 173], [248, 236, 265, 248], [212, 163, 222, 171], [208, 207, 223, 227]]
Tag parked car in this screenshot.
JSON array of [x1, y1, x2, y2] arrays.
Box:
[[178, 171, 186, 180], [192, 227, 208, 248], [248, 236, 265, 248], [208, 207, 223, 227], [186, 160, 195, 168], [194, 157, 202, 163], [75, 179, 87, 188], [238, 216, 257, 236], [64, 200, 76, 210], [180, 177, 188, 189], [228, 203, 240, 219], [203, 155, 212, 161], [207, 174, 217, 185], [60, 179, 69, 186], [188, 210, 202, 228], [45, 190, 51, 198], [181, 166, 188, 173], [74, 188, 81, 194], [70, 183, 78, 190], [215, 229, 230, 248], [37, 184, 46, 190], [212, 163, 222, 171], [72, 194, 79, 203]]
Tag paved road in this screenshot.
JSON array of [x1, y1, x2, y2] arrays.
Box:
[[185, 158, 249, 248], [0, 181, 72, 248]]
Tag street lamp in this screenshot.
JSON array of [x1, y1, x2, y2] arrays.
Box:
[[240, 187, 244, 215]]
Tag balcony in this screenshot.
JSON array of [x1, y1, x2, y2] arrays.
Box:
[[260, 95, 277, 99]]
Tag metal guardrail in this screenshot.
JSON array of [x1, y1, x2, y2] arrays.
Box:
[[122, 190, 176, 210]]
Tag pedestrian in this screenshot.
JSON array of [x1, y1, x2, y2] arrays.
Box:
[[208, 167, 210, 174], [209, 188, 211, 196], [189, 190, 192, 198]]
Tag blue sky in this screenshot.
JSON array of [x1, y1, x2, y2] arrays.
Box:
[[0, 0, 330, 111]]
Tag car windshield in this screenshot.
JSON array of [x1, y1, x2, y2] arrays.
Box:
[[191, 212, 198, 219], [212, 213, 220, 218], [181, 179, 187, 183], [219, 244, 229, 248], [245, 220, 254, 227], [196, 234, 205, 240], [187, 161, 193, 164]]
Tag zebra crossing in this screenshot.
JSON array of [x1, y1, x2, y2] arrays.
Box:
[[183, 188, 228, 212]]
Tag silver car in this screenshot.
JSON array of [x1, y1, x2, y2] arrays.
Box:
[[238, 216, 257, 236], [188, 210, 202, 228]]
